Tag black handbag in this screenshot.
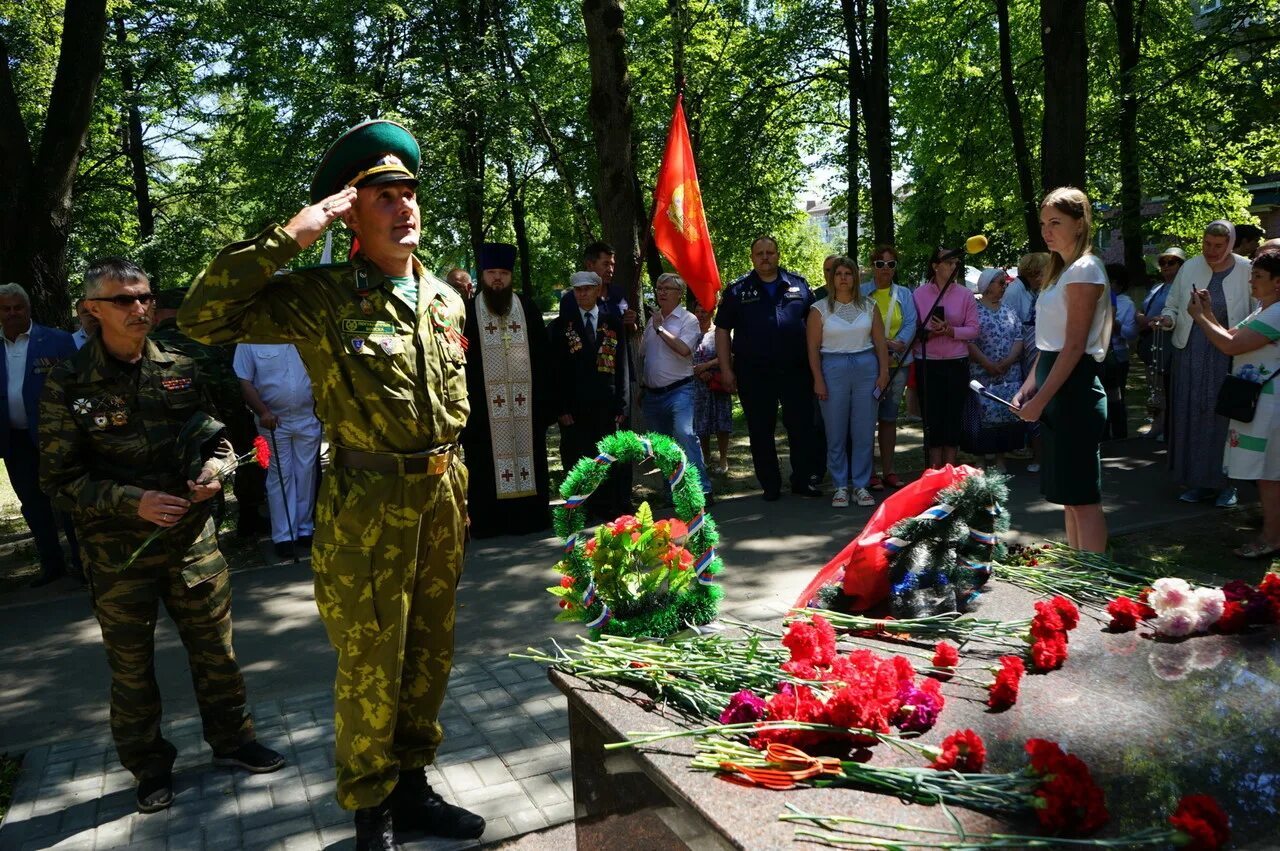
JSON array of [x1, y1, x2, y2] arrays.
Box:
[[1215, 371, 1279, 422]]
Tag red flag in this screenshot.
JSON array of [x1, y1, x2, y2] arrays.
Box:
[[651, 94, 720, 311]]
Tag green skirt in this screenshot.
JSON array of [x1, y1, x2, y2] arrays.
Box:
[[1037, 351, 1107, 506]]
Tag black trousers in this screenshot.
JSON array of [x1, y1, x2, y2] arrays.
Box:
[[1102, 359, 1129, 440], [736, 364, 817, 496], [560, 408, 631, 520], [6, 428, 81, 578], [917, 357, 968, 449]]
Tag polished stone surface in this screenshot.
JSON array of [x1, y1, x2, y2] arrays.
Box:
[[553, 577, 1280, 848]]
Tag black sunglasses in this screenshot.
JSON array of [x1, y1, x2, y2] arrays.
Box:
[[1157, 258, 1182, 267], [89, 293, 156, 307], [873, 260, 898, 269]]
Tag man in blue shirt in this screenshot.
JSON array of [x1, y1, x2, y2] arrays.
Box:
[[0, 283, 82, 585], [714, 237, 820, 500]]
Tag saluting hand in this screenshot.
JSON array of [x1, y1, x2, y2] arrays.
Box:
[[283, 187, 357, 250]]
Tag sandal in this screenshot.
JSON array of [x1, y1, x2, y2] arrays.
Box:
[[1233, 541, 1280, 560], [883, 474, 902, 488], [868, 476, 885, 491]]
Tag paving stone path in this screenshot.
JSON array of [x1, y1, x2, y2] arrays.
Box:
[[0, 659, 572, 850]]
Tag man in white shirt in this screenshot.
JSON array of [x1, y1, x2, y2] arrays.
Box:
[[233, 343, 322, 560], [72, 297, 99, 349], [641, 273, 712, 502], [0, 283, 81, 584]]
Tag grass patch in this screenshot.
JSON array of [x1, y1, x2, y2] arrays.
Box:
[[0, 752, 21, 822], [1110, 504, 1277, 585]]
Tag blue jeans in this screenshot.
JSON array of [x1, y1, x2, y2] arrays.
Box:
[[820, 351, 878, 489], [642, 382, 711, 495]]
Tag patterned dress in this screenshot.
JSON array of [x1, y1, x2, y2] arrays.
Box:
[[1169, 268, 1233, 489], [962, 300, 1025, 454], [693, 328, 733, 436], [1224, 302, 1280, 481]]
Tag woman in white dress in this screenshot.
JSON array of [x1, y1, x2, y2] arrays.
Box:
[[1189, 249, 1280, 558]]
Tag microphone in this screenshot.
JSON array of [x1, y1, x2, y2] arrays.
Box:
[[969, 380, 1019, 412], [942, 235, 988, 260]]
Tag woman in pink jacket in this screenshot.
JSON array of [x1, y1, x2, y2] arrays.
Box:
[[913, 248, 980, 469]]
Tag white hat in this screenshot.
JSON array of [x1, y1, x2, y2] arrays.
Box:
[[976, 267, 1008, 294], [1158, 246, 1187, 261]]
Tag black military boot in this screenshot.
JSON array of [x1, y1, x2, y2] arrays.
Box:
[[354, 800, 401, 851], [390, 768, 486, 839]]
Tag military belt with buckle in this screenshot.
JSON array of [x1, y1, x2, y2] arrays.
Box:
[[332, 445, 455, 476]]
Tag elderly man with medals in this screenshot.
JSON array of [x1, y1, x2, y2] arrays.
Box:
[[460, 242, 554, 538], [179, 120, 483, 850]]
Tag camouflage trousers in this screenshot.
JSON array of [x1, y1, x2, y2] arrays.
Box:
[[87, 522, 254, 781], [312, 454, 467, 810]]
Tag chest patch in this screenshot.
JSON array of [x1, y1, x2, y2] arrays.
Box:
[[341, 319, 397, 336], [161, 377, 193, 392]]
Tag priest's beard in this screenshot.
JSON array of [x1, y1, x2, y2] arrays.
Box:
[[482, 286, 514, 316]]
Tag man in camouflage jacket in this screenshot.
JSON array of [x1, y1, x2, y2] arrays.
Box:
[[39, 258, 285, 814], [179, 121, 483, 849]]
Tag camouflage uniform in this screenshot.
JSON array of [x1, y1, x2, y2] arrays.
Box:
[[150, 316, 268, 532], [38, 336, 253, 782], [179, 225, 469, 810]]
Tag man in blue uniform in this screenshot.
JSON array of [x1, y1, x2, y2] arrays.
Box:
[[715, 237, 820, 501]]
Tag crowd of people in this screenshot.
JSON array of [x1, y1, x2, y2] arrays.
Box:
[[3, 114, 1279, 851]]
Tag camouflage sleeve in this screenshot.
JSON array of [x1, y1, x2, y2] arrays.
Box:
[[180, 225, 324, 345], [37, 367, 145, 519]]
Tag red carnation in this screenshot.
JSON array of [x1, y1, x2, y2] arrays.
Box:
[[1031, 600, 1065, 639], [987, 656, 1024, 710], [1213, 600, 1249, 634], [1050, 595, 1080, 631], [1169, 794, 1230, 850], [1025, 738, 1065, 774], [1260, 572, 1280, 611], [1030, 632, 1069, 672], [932, 640, 959, 669], [253, 435, 271, 469], [929, 729, 986, 772], [1106, 596, 1144, 631], [1033, 751, 1109, 835]]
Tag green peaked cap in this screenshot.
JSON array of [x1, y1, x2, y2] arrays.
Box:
[[309, 119, 421, 204]]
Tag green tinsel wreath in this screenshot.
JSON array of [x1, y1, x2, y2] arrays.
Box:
[[552, 431, 724, 639]]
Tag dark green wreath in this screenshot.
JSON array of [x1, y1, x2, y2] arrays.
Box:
[[553, 431, 724, 639], [884, 470, 1010, 617]]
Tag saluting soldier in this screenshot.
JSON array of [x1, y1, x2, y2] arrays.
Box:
[[179, 120, 483, 850], [39, 258, 285, 815]]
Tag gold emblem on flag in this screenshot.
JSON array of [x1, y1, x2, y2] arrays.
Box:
[[666, 180, 705, 242]]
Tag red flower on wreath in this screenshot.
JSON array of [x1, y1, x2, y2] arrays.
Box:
[[987, 656, 1024, 710], [605, 515, 640, 536], [929, 729, 986, 772], [1168, 794, 1230, 850], [253, 435, 271, 469], [1105, 596, 1144, 631], [559, 575, 574, 589]]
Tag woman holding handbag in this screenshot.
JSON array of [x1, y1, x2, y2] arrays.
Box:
[[1188, 249, 1280, 558]]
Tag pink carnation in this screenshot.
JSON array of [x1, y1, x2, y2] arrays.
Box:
[[1154, 606, 1200, 638], [1148, 577, 1192, 613]]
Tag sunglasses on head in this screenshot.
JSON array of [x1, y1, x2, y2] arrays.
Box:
[[873, 260, 898, 269], [89, 293, 155, 307]]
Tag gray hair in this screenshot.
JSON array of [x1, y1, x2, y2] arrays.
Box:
[[85, 257, 149, 298], [0, 283, 30, 305], [655, 272, 686, 294], [569, 271, 602, 288]]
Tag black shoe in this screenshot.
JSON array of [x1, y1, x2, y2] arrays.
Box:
[[212, 740, 286, 773], [297, 534, 313, 548], [762, 490, 781, 502], [136, 773, 174, 813], [355, 802, 401, 851], [390, 769, 486, 839], [273, 541, 295, 560], [791, 484, 823, 498]]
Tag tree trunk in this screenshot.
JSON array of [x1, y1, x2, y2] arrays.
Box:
[[447, 0, 491, 262], [1114, 0, 1146, 283], [114, 15, 154, 242], [839, 0, 864, 255], [582, 0, 643, 309], [862, 0, 894, 246], [505, 157, 533, 294], [996, 0, 1044, 251], [1040, 0, 1088, 192], [0, 0, 109, 326]]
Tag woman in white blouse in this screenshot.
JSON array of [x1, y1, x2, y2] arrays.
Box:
[[1013, 187, 1111, 552], [807, 257, 889, 509]]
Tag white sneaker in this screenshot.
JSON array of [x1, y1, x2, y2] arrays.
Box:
[[831, 487, 850, 508], [854, 487, 876, 507]]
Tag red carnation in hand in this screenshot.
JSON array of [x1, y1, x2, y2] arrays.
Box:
[[987, 656, 1024, 710], [929, 729, 986, 772], [1106, 596, 1144, 631], [1169, 794, 1230, 850], [253, 435, 271, 469], [932, 640, 959, 669]]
